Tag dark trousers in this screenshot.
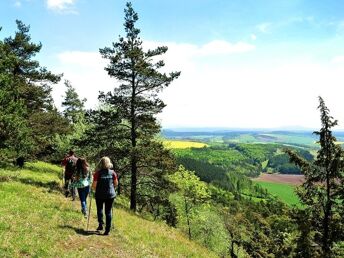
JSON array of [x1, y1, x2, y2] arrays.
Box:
[[95, 198, 115, 231], [64, 175, 76, 199]]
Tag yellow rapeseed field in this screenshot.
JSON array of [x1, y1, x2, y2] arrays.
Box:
[[163, 140, 208, 149]]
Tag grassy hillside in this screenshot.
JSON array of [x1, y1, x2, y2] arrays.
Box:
[[0, 162, 217, 258]]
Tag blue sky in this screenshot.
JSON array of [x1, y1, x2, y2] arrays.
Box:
[[1, 0, 344, 129]]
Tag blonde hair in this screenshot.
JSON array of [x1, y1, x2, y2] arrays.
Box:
[[97, 156, 113, 170]]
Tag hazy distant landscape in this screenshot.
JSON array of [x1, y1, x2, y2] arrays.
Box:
[[161, 128, 323, 207], [163, 128, 344, 147]]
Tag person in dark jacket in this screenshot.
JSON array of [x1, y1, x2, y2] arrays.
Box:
[[61, 150, 78, 199], [92, 156, 118, 235]]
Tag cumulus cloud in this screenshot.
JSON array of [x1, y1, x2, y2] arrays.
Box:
[[198, 40, 255, 55], [144, 39, 255, 59], [53, 50, 114, 109], [46, 0, 77, 13], [57, 51, 104, 67], [51, 40, 344, 129], [53, 39, 254, 111], [331, 55, 344, 64]]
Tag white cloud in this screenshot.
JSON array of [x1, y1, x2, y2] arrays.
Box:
[[51, 41, 344, 130], [144, 40, 255, 58], [251, 34, 257, 40], [255, 17, 317, 35], [14, 1, 21, 7], [198, 40, 255, 55], [157, 52, 344, 129], [57, 51, 103, 67], [331, 55, 344, 64], [256, 22, 271, 33], [53, 51, 114, 109], [46, 0, 77, 13], [53, 39, 255, 112]]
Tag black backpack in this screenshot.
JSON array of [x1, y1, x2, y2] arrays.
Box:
[[65, 158, 76, 177]]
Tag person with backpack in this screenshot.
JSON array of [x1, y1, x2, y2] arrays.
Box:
[[92, 156, 118, 235], [71, 158, 92, 218], [61, 150, 78, 199]]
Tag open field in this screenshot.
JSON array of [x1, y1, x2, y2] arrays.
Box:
[[253, 173, 304, 185], [252, 173, 304, 206], [163, 140, 208, 149], [254, 181, 301, 206]]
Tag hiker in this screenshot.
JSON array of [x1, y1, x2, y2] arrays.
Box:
[[92, 156, 118, 235], [71, 158, 92, 218], [61, 150, 78, 199]]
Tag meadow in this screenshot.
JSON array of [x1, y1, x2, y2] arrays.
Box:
[[254, 181, 301, 206], [0, 162, 217, 258]]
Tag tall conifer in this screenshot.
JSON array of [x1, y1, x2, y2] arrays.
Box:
[[286, 97, 344, 256], [99, 2, 180, 211]]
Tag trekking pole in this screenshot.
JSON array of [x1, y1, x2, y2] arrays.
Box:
[[112, 188, 117, 230], [86, 190, 92, 232]]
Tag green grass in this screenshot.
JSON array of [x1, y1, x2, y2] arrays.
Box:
[[261, 160, 269, 169], [259, 133, 316, 146], [254, 181, 301, 207], [0, 162, 217, 258]]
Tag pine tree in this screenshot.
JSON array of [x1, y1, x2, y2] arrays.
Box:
[[3, 20, 61, 112], [99, 2, 180, 211], [0, 20, 68, 160], [286, 97, 344, 257], [62, 80, 86, 124]]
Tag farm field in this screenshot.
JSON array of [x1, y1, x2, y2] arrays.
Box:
[[164, 130, 315, 207], [163, 140, 208, 149], [254, 181, 300, 206], [253, 173, 303, 206], [254, 173, 304, 185]]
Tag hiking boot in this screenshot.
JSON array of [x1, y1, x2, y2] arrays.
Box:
[[82, 210, 87, 218], [96, 224, 103, 231], [103, 230, 110, 235]]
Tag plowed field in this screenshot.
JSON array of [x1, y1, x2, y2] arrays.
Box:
[[254, 173, 304, 185]]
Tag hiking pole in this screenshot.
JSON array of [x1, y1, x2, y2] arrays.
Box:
[[86, 190, 92, 232], [111, 188, 117, 230]]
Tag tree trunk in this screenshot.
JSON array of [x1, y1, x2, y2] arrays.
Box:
[[130, 73, 137, 211], [117, 176, 121, 195], [322, 170, 331, 257], [184, 197, 192, 240], [130, 124, 137, 211]]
